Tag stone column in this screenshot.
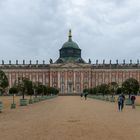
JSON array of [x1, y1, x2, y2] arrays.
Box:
[[29, 71, 32, 81], [81, 71, 83, 92], [88, 70, 91, 88], [36, 71, 39, 83], [58, 71, 60, 89], [65, 70, 68, 94], [42, 72, 44, 84], [9, 72, 12, 88], [50, 71, 52, 87], [103, 71, 105, 84]]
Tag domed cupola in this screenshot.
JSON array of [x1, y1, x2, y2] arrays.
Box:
[[56, 30, 85, 63]]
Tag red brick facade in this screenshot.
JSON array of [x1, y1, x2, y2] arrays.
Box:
[[1, 62, 140, 94]]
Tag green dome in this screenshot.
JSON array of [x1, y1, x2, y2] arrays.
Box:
[[62, 40, 80, 49], [55, 29, 85, 64]]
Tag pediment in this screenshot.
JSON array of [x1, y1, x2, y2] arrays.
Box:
[[50, 62, 92, 69], [59, 63, 83, 68]]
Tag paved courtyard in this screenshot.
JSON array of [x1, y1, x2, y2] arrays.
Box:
[[0, 96, 140, 140]]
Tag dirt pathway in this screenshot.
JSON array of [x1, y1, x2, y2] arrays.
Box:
[[0, 96, 140, 140]]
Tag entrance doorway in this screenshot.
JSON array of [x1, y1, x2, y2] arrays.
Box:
[[68, 83, 73, 93]]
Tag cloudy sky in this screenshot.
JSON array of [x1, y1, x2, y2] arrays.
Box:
[[0, 0, 140, 64]]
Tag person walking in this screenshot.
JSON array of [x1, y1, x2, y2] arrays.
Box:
[[121, 94, 125, 109], [80, 93, 83, 99], [118, 94, 124, 112], [131, 94, 136, 109], [84, 92, 88, 100]]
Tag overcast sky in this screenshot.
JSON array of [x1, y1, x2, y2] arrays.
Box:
[[0, 0, 140, 64]]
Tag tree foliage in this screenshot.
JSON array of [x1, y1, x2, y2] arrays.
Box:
[[122, 78, 139, 97], [83, 88, 89, 93], [46, 87, 59, 95], [108, 82, 118, 96], [97, 84, 109, 96], [0, 70, 9, 95], [9, 86, 18, 95], [23, 79, 34, 96], [116, 87, 122, 95]]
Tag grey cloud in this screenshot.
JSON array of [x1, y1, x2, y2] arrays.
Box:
[[0, 0, 140, 64]]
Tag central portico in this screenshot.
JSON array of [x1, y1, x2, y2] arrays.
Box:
[[49, 62, 92, 95]]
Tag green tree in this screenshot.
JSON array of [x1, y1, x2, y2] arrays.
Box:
[[46, 86, 59, 95], [23, 79, 34, 99], [9, 86, 18, 104], [32, 82, 43, 97], [0, 70, 9, 95], [92, 87, 98, 95], [53, 88, 59, 95], [32, 82, 38, 97], [108, 82, 118, 97], [83, 88, 89, 93], [116, 87, 122, 95], [16, 77, 32, 99], [98, 84, 109, 96], [122, 78, 139, 98], [43, 86, 48, 95], [35, 83, 44, 96]]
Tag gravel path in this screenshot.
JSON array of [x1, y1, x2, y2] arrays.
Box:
[[0, 96, 140, 140]]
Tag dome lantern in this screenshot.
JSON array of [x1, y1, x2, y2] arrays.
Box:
[[68, 29, 72, 42]]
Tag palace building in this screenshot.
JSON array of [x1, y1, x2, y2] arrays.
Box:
[[1, 30, 140, 95]]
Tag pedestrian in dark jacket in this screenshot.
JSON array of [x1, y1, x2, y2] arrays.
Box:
[[84, 92, 88, 100], [80, 93, 83, 99], [121, 94, 125, 109], [118, 94, 125, 111], [131, 95, 136, 109]]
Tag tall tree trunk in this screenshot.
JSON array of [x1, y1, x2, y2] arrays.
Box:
[[13, 94, 14, 104], [22, 92, 24, 99]]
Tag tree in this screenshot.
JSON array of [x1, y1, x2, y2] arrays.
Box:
[[35, 83, 44, 96], [98, 84, 109, 96], [23, 79, 34, 99], [0, 70, 9, 95], [45, 86, 59, 95], [9, 86, 18, 104], [53, 88, 59, 95], [15, 77, 24, 99], [43, 86, 48, 95], [83, 88, 89, 93], [116, 87, 122, 95], [108, 82, 118, 97], [40, 85, 46, 96], [32, 82, 43, 97], [16, 77, 32, 99], [92, 87, 98, 95], [122, 78, 139, 98], [85, 88, 97, 95], [49, 87, 59, 95]]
